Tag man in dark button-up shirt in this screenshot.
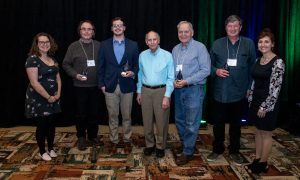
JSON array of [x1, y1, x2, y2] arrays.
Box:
[[207, 15, 256, 165]]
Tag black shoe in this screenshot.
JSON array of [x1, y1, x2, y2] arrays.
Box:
[[155, 148, 165, 158], [143, 146, 155, 156], [77, 137, 87, 151], [88, 138, 104, 146], [245, 158, 260, 171], [175, 153, 193, 166], [251, 161, 268, 174]]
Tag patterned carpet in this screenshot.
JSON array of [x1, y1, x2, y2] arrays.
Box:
[[0, 126, 299, 180]]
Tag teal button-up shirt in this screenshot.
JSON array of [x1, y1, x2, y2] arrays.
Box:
[[137, 47, 175, 97]]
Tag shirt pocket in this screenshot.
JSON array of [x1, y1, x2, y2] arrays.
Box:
[[237, 54, 249, 68]]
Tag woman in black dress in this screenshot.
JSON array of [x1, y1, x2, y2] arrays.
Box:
[[247, 29, 285, 174], [25, 32, 61, 161]]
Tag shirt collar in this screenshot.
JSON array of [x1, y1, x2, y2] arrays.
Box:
[[113, 38, 125, 44], [180, 38, 193, 50], [227, 36, 241, 45], [150, 46, 160, 55]]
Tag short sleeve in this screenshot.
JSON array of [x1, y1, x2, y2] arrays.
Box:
[[25, 56, 39, 68]]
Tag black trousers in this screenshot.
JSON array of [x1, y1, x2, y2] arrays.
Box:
[[75, 86, 100, 139], [35, 114, 56, 154], [212, 99, 245, 154]]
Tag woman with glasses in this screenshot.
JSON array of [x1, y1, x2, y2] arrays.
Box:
[[25, 32, 61, 161]]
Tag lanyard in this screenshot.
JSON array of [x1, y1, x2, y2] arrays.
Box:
[[176, 41, 192, 72], [79, 40, 94, 60], [226, 37, 241, 60]]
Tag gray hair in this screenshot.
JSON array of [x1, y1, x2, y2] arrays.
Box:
[[177, 21, 194, 34], [145, 30, 160, 40], [225, 15, 242, 26]]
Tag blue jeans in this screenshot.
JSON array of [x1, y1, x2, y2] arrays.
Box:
[[174, 85, 205, 155]]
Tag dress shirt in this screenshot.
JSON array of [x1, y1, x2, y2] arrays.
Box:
[[172, 39, 211, 85], [113, 38, 125, 64], [137, 47, 174, 97], [210, 36, 256, 103]]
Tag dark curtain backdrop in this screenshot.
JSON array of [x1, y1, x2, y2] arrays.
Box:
[[1, 0, 299, 131]]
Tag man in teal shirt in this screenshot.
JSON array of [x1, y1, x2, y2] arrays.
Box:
[[136, 31, 174, 158]]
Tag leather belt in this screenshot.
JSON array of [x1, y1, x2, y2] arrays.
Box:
[[143, 84, 166, 89]]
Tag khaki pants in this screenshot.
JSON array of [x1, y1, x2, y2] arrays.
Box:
[[104, 85, 133, 143], [141, 86, 170, 149]]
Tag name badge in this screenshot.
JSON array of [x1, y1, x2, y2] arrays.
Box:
[[87, 60, 95, 67], [176, 64, 183, 71], [227, 58, 237, 66]]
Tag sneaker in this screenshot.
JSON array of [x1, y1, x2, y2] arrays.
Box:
[[77, 137, 87, 150], [47, 150, 57, 158], [230, 153, 244, 165], [207, 152, 220, 162], [40, 152, 52, 161]]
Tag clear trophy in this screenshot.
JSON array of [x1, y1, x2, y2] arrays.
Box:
[[81, 68, 88, 80], [176, 70, 183, 80], [121, 61, 130, 76], [223, 63, 229, 71]]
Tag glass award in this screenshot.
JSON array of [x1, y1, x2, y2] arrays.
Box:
[[223, 63, 229, 71], [176, 70, 183, 80], [121, 61, 130, 76], [82, 68, 88, 80]]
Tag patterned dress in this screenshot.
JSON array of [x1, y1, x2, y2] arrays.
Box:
[[248, 56, 285, 131], [25, 56, 61, 118]]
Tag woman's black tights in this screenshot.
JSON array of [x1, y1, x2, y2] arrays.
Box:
[[35, 114, 56, 155]]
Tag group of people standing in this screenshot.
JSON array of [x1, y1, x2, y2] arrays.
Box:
[[25, 15, 284, 175]]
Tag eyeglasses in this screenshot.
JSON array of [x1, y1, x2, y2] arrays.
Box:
[[80, 28, 93, 31], [112, 24, 124, 28], [38, 41, 50, 45]]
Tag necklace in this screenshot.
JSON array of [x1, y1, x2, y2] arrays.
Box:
[[261, 54, 274, 65], [261, 56, 269, 64]]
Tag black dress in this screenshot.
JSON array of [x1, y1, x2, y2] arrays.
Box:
[[25, 56, 61, 118], [248, 56, 285, 131]]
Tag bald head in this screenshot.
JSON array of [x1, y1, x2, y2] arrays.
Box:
[[145, 31, 160, 52]]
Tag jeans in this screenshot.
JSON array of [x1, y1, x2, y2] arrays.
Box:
[[174, 85, 205, 155]]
